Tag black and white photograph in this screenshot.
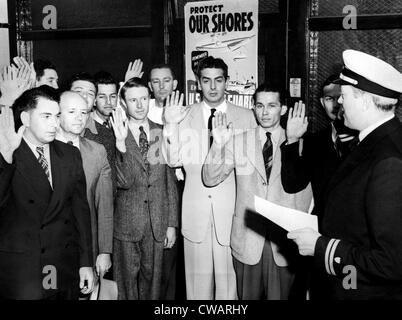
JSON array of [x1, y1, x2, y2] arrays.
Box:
[[1, 0, 402, 310]]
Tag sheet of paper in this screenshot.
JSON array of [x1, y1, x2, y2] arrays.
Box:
[[254, 195, 318, 232]]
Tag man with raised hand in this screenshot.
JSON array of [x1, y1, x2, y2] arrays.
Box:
[[163, 56, 256, 300], [202, 83, 312, 299], [110, 77, 178, 300], [0, 86, 94, 299]]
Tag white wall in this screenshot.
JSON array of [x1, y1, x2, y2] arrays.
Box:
[[0, 0, 10, 69]]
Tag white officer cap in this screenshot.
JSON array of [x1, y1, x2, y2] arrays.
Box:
[[334, 49, 402, 99]]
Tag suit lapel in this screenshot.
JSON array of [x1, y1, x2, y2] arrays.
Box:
[[268, 128, 286, 186], [245, 128, 267, 183], [15, 140, 52, 204], [43, 142, 67, 222], [327, 118, 400, 192]]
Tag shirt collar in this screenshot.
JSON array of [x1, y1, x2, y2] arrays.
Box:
[[359, 114, 395, 142], [92, 110, 108, 126], [128, 119, 150, 133], [258, 125, 281, 145], [203, 100, 227, 113], [23, 136, 49, 155], [55, 132, 80, 149]]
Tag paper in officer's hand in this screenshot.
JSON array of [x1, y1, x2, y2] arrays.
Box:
[[254, 195, 318, 232]]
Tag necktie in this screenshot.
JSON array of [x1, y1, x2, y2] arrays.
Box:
[[139, 126, 150, 170], [207, 108, 216, 148], [36, 146, 50, 180], [262, 132, 273, 182]]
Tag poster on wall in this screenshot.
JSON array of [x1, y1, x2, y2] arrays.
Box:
[[184, 0, 258, 109]]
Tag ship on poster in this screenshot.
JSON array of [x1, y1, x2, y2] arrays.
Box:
[[184, 0, 258, 109]]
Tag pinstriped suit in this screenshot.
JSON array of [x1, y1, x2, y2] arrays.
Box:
[[113, 120, 179, 300]]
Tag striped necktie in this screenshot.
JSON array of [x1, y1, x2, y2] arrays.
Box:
[[36, 146, 50, 180], [262, 132, 273, 182]]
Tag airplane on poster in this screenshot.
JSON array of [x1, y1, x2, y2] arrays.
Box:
[[196, 33, 255, 52]]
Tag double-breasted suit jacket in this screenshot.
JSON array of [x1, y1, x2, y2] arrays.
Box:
[[314, 117, 402, 299], [0, 140, 92, 299]]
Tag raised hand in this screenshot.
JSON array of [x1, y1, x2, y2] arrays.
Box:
[[110, 108, 128, 143], [212, 112, 233, 147], [124, 59, 144, 81], [13, 56, 35, 89], [163, 90, 189, 125], [286, 100, 308, 144], [0, 105, 25, 163]]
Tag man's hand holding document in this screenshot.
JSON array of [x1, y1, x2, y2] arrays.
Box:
[[254, 195, 318, 232]]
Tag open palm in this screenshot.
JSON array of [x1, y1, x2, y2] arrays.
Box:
[[212, 112, 233, 147], [163, 91, 189, 124], [110, 108, 128, 142], [286, 101, 308, 142], [0, 106, 25, 162]]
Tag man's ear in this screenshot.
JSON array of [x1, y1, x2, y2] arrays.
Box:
[[173, 79, 178, 91], [20, 111, 30, 127], [320, 97, 324, 107], [280, 105, 288, 116]]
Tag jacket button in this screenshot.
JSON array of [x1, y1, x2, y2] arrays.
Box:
[[144, 200, 148, 204], [148, 184, 151, 188], [29, 200, 34, 204], [64, 220, 69, 224], [65, 244, 69, 249], [40, 225, 45, 230], [41, 248, 45, 254], [262, 182, 267, 186], [208, 195, 212, 198]]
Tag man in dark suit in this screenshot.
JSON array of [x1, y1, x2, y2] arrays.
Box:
[[110, 77, 179, 300], [56, 91, 113, 281], [288, 49, 402, 299], [281, 75, 357, 220], [0, 86, 94, 299]]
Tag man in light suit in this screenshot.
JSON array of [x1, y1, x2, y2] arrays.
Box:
[[163, 56, 256, 300], [202, 83, 313, 299], [110, 77, 179, 300], [0, 86, 94, 299], [56, 91, 113, 280]]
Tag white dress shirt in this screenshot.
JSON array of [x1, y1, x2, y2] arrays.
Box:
[[128, 119, 150, 145], [55, 133, 80, 150], [92, 111, 109, 127], [259, 125, 281, 160], [147, 99, 164, 125], [23, 136, 53, 187], [202, 100, 228, 128]]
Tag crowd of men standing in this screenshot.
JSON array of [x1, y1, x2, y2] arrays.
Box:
[[0, 49, 402, 300]]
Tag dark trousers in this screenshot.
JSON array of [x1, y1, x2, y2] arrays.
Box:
[[233, 239, 294, 300], [113, 220, 164, 300], [160, 239, 178, 299]]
